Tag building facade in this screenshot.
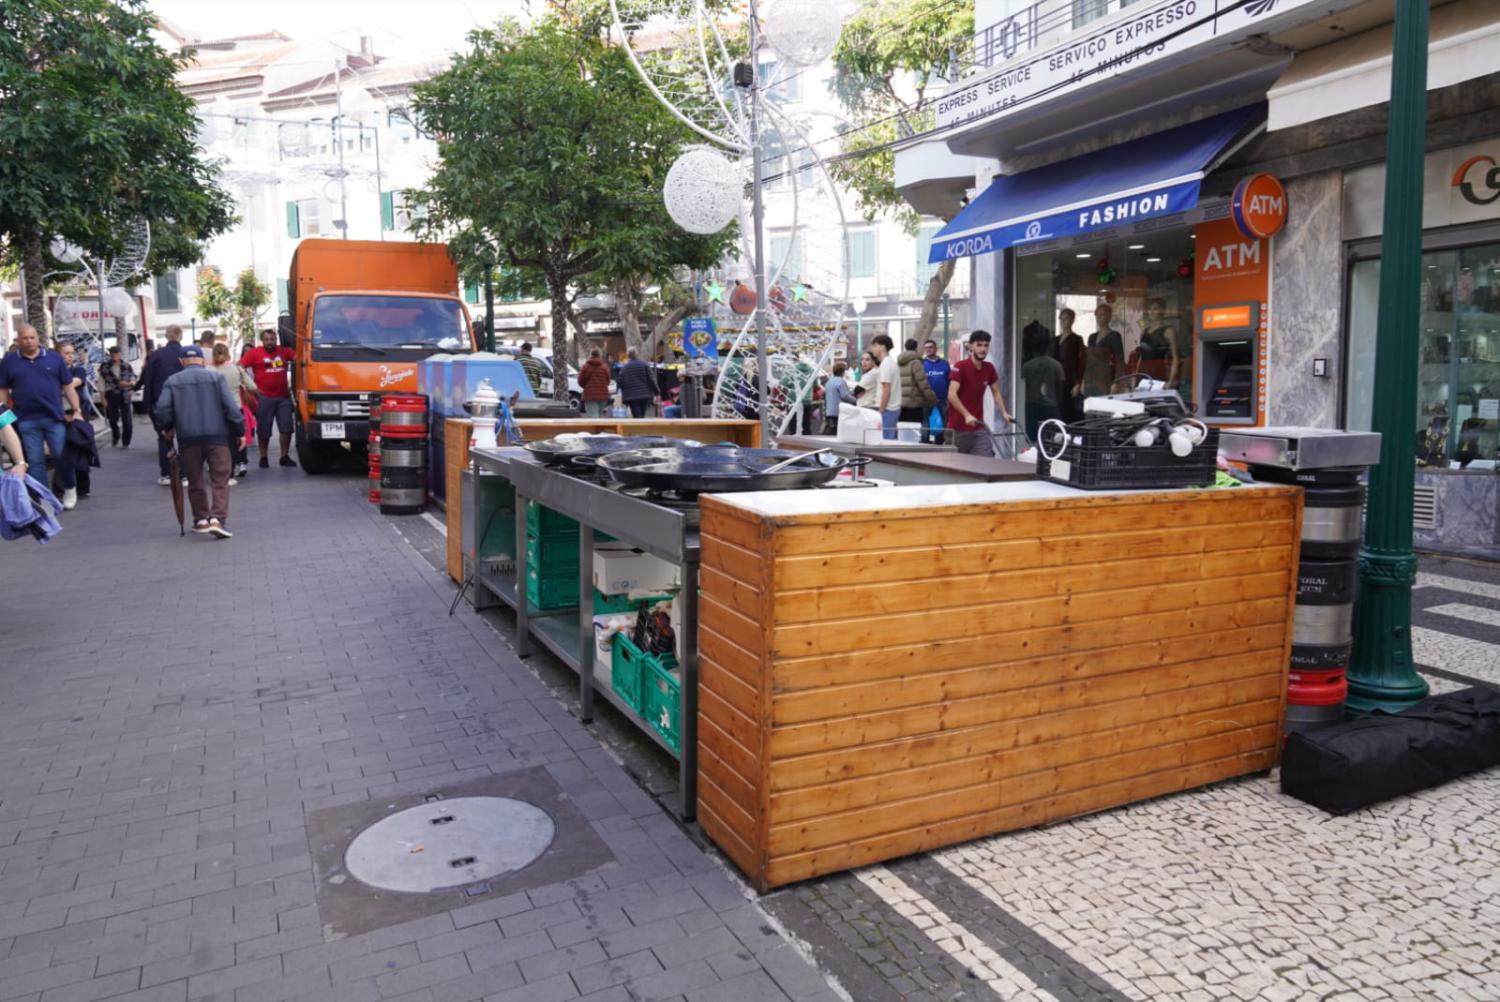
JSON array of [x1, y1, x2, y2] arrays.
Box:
[[897, 0, 1500, 558]]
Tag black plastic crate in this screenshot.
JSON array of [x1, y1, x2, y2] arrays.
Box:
[[1036, 420, 1219, 490]]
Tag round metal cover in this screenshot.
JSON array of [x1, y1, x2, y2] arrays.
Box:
[[344, 797, 555, 893]]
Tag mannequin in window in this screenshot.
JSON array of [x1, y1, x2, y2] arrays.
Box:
[[1131, 297, 1180, 388], [1054, 308, 1086, 421], [1082, 302, 1124, 398]]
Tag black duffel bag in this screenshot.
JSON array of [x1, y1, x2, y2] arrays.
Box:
[[1281, 686, 1500, 814]]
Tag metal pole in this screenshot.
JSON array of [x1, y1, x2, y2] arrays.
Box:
[[484, 260, 496, 354], [748, 0, 770, 446], [335, 61, 348, 240], [374, 123, 384, 242], [942, 293, 951, 358], [1347, 0, 1430, 715], [96, 261, 107, 412]]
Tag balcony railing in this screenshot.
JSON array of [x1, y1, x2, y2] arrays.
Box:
[[964, 0, 1148, 74]]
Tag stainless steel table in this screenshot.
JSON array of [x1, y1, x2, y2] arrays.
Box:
[[469, 447, 701, 819]]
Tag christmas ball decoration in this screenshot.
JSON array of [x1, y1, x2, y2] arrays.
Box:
[[730, 282, 757, 315], [49, 237, 84, 264], [763, 0, 843, 67], [662, 147, 741, 235], [769, 284, 788, 313], [1177, 258, 1193, 279], [1096, 258, 1115, 285]]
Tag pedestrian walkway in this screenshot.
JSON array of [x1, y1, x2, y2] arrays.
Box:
[[0, 445, 839, 1002]]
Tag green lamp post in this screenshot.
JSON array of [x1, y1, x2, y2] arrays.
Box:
[[1347, 0, 1431, 714]]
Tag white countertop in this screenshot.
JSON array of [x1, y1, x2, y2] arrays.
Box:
[[706, 479, 1276, 517]]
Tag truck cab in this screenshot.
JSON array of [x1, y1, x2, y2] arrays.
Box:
[[288, 240, 474, 473]]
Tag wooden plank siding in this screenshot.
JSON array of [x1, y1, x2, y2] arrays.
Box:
[[696, 486, 1303, 891]]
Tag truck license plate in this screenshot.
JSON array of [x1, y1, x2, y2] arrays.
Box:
[[323, 422, 345, 440]]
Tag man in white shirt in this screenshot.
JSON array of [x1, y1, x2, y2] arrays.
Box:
[[869, 334, 902, 440]]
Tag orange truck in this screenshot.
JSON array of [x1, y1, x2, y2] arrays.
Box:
[[287, 239, 474, 473]]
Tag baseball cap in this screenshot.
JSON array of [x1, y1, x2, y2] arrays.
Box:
[[180, 345, 204, 359]]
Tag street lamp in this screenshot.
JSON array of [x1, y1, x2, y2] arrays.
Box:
[[851, 296, 867, 355]]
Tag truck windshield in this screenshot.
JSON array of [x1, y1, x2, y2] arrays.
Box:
[[311, 296, 468, 350]]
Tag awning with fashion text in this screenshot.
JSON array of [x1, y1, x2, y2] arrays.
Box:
[[927, 104, 1265, 263]]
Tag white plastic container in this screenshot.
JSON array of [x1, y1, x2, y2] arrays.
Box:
[[896, 421, 921, 442]]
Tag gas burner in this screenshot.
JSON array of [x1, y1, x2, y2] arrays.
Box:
[[617, 485, 701, 510]]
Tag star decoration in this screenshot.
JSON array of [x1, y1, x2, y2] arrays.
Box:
[[704, 280, 726, 304], [791, 284, 809, 303]]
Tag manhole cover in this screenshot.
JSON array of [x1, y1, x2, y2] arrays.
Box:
[[344, 797, 555, 893]]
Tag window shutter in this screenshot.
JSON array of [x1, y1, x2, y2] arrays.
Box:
[[276, 279, 290, 313], [380, 191, 395, 231], [286, 201, 300, 238], [463, 284, 479, 305]]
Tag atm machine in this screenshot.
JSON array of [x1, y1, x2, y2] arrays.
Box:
[[1196, 301, 1262, 425]]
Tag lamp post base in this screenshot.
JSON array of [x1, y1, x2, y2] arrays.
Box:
[[1347, 549, 1429, 715]]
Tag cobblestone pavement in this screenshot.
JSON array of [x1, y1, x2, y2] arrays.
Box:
[[0, 446, 840, 1002], [395, 486, 1500, 1002]]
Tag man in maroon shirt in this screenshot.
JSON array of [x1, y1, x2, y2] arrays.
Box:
[[240, 328, 296, 468], [946, 330, 1013, 456]]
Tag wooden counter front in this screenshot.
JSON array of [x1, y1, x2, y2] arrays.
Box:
[[442, 417, 762, 582], [696, 485, 1302, 890]]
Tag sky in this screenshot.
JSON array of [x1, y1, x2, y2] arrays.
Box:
[[149, 0, 529, 61]]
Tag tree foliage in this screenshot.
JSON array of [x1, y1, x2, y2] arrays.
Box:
[[413, 17, 735, 389], [0, 0, 235, 332], [828, 0, 971, 339], [195, 266, 271, 354]]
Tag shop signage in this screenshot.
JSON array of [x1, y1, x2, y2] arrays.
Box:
[[1231, 174, 1287, 239], [1343, 139, 1500, 240], [682, 317, 717, 359], [1199, 302, 1259, 332], [937, 0, 1332, 133]]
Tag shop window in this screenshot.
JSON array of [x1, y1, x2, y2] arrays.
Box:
[[847, 230, 876, 279], [1012, 228, 1196, 442], [154, 272, 180, 313], [1347, 242, 1500, 468], [1071, 0, 1108, 29], [287, 198, 321, 237]]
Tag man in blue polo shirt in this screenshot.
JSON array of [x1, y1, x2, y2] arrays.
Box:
[[0, 325, 83, 509]]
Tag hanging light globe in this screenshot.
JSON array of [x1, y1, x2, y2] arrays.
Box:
[[49, 237, 84, 264], [663, 147, 742, 235], [762, 0, 842, 67]]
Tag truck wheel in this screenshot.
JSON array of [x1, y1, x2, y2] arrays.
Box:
[[295, 424, 336, 475]]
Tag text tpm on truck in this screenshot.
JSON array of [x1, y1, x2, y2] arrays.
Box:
[[287, 239, 474, 474]]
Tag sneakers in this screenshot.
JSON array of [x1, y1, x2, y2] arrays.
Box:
[[258, 456, 269, 469], [228, 478, 239, 486], [192, 518, 212, 534], [234, 463, 248, 478], [207, 519, 232, 539], [181, 478, 189, 487], [278, 456, 296, 468], [62, 487, 77, 510], [158, 476, 171, 486]]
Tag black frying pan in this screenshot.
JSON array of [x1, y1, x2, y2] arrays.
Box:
[[522, 435, 701, 467], [596, 446, 847, 494]]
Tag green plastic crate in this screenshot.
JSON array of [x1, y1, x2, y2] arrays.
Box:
[[524, 568, 578, 610], [593, 588, 672, 615], [609, 631, 649, 714], [525, 501, 578, 538], [643, 658, 682, 755], [526, 534, 578, 576]]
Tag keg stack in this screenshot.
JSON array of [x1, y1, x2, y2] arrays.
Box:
[[367, 397, 383, 504], [378, 394, 429, 516], [1219, 428, 1383, 738]]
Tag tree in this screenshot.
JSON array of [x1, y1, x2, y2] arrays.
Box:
[[830, 0, 972, 343], [0, 0, 235, 333], [413, 17, 734, 396], [195, 266, 271, 354]]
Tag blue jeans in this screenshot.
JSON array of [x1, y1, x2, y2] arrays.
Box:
[[17, 418, 74, 490], [880, 408, 899, 440]]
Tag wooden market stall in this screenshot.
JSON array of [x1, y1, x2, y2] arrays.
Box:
[[443, 418, 761, 583], [695, 481, 1303, 891]]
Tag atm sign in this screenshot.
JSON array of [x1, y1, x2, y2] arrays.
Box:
[[1231, 173, 1288, 239], [1200, 304, 1256, 331]]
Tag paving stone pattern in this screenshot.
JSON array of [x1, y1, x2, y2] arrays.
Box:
[[0, 447, 838, 1002]]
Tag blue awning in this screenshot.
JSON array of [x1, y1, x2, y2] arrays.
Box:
[[928, 104, 1265, 264]]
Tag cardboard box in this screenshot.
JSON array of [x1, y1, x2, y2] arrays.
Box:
[[593, 547, 680, 595]]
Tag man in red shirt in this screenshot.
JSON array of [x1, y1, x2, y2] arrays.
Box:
[[946, 329, 1014, 456], [240, 327, 297, 468]]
